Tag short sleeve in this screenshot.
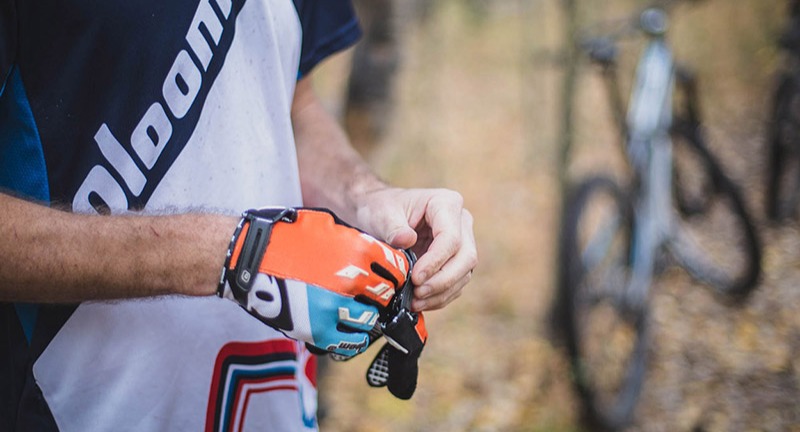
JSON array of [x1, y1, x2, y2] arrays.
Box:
[[0, 0, 17, 95], [292, 0, 362, 78]]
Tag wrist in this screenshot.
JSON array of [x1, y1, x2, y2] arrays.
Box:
[[344, 169, 392, 222], [175, 213, 240, 297]]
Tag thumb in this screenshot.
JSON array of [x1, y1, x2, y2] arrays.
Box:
[[380, 214, 417, 250]]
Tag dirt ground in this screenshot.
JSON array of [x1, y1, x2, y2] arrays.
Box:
[[312, 1, 799, 430]]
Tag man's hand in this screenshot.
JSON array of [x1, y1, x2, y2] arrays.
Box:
[[218, 207, 411, 357], [352, 187, 478, 312], [330, 250, 429, 399], [366, 272, 428, 399]]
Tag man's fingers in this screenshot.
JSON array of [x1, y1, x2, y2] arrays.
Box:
[[411, 192, 467, 285], [412, 270, 470, 311], [353, 187, 477, 312], [412, 211, 477, 311]]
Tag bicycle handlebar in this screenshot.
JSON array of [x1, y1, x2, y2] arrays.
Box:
[[577, 0, 705, 47]]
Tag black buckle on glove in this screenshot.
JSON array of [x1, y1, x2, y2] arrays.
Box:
[[219, 207, 297, 303], [380, 251, 423, 355], [365, 250, 425, 399], [309, 248, 426, 400]]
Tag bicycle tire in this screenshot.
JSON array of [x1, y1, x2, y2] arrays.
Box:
[[670, 119, 762, 300], [556, 176, 648, 431], [765, 73, 800, 222]]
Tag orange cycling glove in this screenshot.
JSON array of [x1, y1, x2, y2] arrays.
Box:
[[331, 250, 429, 400], [218, 207, 409, 357]]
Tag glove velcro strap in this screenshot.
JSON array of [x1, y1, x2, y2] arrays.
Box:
[[218, 208, 297, 303]]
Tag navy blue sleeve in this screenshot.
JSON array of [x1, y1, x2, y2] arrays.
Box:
[[0, 0, 16, 94], [293, 0, 362, 78]]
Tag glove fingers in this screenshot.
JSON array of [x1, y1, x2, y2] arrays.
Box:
[[365, 343, 420, 400], [336, 300, 381, 333], [321, 332, 370, 358], [387, 343, 420, 400], [366, 343, 392, 387], [291, 283, 374, 357], [258, 209, 409, 306], [305, 343, 329, 356]]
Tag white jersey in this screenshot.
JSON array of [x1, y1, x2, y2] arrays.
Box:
[[0, 0, 362, 430]]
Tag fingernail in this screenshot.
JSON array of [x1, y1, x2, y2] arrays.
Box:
[[416, 271, 428, 284], [412, 299, 426, 312]]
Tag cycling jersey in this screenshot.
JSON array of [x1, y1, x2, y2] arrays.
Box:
[[0, 1, 360, 430]]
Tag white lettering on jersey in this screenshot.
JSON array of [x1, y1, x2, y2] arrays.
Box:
[[73, 165, 129, 212], [163, 50, 203, 119], [187, 0, 225, 71], [72, 0, 230, 213], [131, 103, 173, 170], [94, 124, 146, 196]]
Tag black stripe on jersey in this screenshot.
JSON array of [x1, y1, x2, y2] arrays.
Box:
[[17, 0, 248, 212]]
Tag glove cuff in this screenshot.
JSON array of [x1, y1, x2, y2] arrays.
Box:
[[217, 216, 247, 299], [217, 207, 297, 302]]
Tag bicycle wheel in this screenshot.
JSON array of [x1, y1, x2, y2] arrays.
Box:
[[766, 73, 800, 222], [670, 119, 762, 300], [557, 176, 648, 431]]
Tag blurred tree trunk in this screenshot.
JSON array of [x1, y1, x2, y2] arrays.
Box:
[[558, 0, 579, 191], [345, 0, 433, 158], [346, 0, 402, 158]]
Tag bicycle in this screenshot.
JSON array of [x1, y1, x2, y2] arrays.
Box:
[[766, 0, 800, 222], [553, 2, 762, 430]]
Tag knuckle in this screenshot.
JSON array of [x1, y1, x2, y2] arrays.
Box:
[[432, 189, 463, 207], [448, 231, 464, 252], [466, 251, 479, 270], [462, 208, 474, 225], [448, 190, 464, 207]]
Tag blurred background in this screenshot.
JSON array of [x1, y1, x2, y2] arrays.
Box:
[[311, 0, 799, 430]]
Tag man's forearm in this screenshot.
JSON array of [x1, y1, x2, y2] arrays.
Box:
[[0, 193, 236, 303], [291, 77, 388, 224]]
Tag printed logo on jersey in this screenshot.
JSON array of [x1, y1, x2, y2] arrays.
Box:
[[205, 339, 318, 432], [72, 0, 247, 213]]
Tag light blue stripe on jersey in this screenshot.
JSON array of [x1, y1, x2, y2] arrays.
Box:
[[0, 65, 49, 344]]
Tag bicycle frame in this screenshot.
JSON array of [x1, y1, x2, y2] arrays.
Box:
[[628, 39, 675, 309], [604, 8, 677, 311], [560, 4, 763, 428]]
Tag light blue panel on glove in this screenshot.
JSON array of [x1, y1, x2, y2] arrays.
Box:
[[305, 284, 378, 357]]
